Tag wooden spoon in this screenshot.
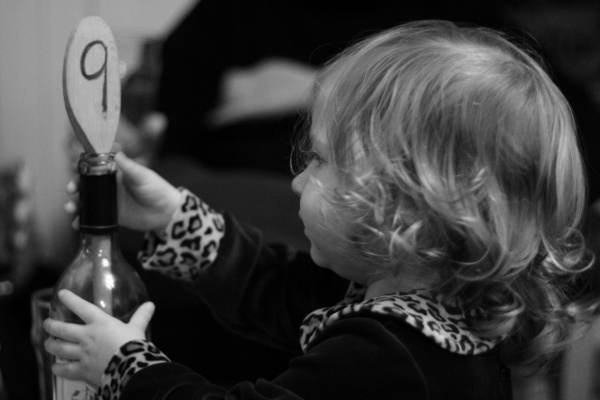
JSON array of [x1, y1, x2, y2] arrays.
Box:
[[63, 16, 120, 154]]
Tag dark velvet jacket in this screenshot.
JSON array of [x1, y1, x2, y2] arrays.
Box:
[[101, 191, 513, 400]]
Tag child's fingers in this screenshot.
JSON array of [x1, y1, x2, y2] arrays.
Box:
[[128, 302, 155, 333], [66, 180, 79, 195], [65, 180, 80, 223], [114, 150, 132, 166], [44, 337, 81, 360], [51, 359, 83, 381], [57, 290, 104, 324], [64, 199, 78, 214], [114, 151, 151, 187], [43, 319, 85, 343]]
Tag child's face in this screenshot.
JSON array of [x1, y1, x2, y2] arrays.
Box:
[[292, 125, 371, 284]]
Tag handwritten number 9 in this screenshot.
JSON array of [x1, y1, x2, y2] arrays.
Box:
[[80, 40, 108, 114]]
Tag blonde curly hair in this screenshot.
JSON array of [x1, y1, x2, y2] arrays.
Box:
[[299, 20, 598, 369]]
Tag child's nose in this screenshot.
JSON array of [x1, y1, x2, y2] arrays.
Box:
[[292, 169, 308, 196]]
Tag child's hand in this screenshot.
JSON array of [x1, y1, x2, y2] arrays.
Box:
[[114, 152, 182, 233], [44, 290, 155, 388]]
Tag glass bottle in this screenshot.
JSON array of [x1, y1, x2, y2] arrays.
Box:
[[51, 153, 149, 400]]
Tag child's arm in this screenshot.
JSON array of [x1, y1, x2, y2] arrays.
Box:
[[143, 208, 349, 352], [43, 289, 157, 388], [47, 304, 430, 400]]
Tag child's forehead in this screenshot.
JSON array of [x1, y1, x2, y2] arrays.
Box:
[[309, 78, 335, 130], [310, 83, 329, 118], [308, 88, 328, 146]]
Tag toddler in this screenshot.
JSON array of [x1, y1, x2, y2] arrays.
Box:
[[45, 20, 598, 400]]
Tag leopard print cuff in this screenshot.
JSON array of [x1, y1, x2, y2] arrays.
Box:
[[99, 340, 170, 400], [138, 188, 225, 281]]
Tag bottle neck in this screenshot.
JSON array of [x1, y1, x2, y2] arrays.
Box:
[[79, 231, 120, 253], [78, 153, 118, 234]]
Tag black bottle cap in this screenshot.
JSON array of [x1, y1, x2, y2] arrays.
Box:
[[79, 172, 118, 233]]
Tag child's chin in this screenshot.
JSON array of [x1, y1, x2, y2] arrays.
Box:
[[309, 246, 329, 269]]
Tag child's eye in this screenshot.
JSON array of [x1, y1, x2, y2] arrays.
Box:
[[308, 151, 325, 167]]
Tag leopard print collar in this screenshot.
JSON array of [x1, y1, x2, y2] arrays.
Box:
[[299, 283, 500, 355]]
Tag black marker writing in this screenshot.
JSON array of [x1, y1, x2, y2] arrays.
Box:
[[80, 40, 108, 114]]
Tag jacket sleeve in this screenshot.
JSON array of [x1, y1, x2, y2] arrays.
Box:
[[187, 212, 349, 351], [138, 188, 349, 352], [116, 318, 429, 400]]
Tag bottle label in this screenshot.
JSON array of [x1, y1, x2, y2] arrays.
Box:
[[54, 377, 98, 400]]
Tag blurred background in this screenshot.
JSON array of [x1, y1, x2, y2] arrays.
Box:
[[0, 1, 600, 399], [0, 0, 195, 268], [1, 0, 600, 271]]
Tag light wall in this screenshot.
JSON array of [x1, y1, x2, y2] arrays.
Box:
[[0, 0, 196, 266]]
